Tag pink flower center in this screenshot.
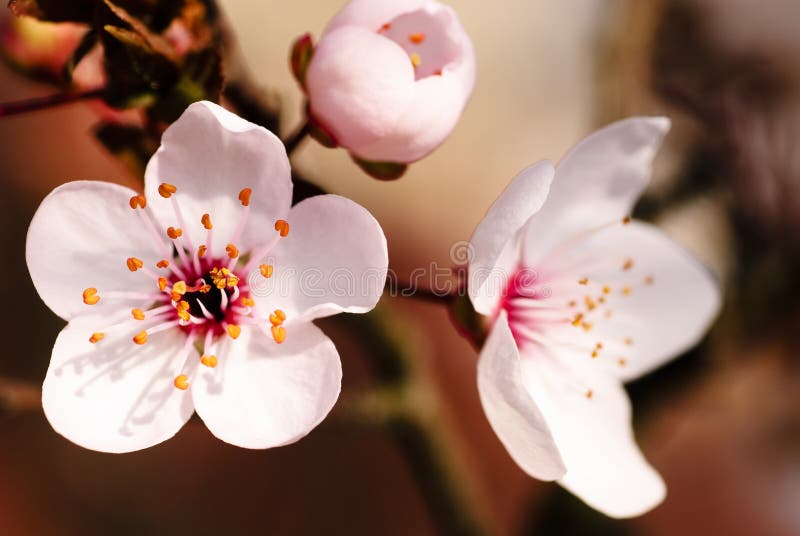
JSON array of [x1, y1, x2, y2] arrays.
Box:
[[81, 185, 290, 390]]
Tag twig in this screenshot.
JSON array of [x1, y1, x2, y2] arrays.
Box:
[[0, 87, 106, 118], [283, 120, 310, 156]]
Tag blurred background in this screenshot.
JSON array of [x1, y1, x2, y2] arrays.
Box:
[[1, 0, 799, 534]]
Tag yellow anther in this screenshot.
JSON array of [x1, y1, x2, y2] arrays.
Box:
[[201, 213, 213, 230], [622, 258, 634, 271], [210, 267, 238, 289], [158, 183, 177, 198], [156, 259, 170, 269], [269, 309, 287, 326], [409, 32, 426, 44], [177, 309, 190, 322], [158, 277, 168, 292], [89, 332, 104, 344], [131, 308, 145, 320], [176, 300, 190, 312], [622, 216, 631, 225], [133, 331, 147, 345], [271, 325, 287, 344], [410, 52, 422, 68], [621, 286, 632, 296], [240, 297, 255, 307], [200, 355, 218, 368], [578, 278, 588, 285], [274, 219, 290, 237], [198, 284, 211, 293], [644, 275, 654, 285], [167, 227, 182, 239], [582, 322, 593, 332], [197, 245, 207, 257], [596, 342, 603, 349], [82, 287, 100, 305], [618, 358, 628, 367], [129, 195, 147, 209], [624, 337, 633, 346], [584, 296, 597, 311], [226, 243, 239, 259], [173, 374, 189, 390], [585, 389, 593, 399], [259, 264, 274, 278], [591, 350, 599, 358], [602, 285, 611, 294], [126, 257, 144, 272], [172, 281, 187, 295], [571, 313, 583, 327], [226, 324, 241, 339], [238, 188, 252, 207]]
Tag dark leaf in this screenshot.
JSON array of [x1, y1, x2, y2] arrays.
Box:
[[7, 0, 94, 23]]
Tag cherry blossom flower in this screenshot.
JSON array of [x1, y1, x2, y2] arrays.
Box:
[[26, 101, 388, 453], [468, 117, 721, 517], [302, 0, 476, 166]]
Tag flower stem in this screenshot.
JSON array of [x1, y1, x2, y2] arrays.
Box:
[[0, 87, 106, 118], [283, 120, 310, 156], [0, 377, 41, 414]]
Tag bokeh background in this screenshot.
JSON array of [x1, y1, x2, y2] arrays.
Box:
[[1, 0, 799, 534]]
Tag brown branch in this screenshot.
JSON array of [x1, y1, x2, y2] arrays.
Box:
[[0, 87, 106, 118]]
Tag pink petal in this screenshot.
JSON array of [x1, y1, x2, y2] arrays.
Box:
[[523, 117, 671, 265], [323, 0, 433, 35], [42, 310, 194, 453], [192, 324, 342, 449], [144, 101, 292, 258], [251, 194, 388, 323], [468, 161, 555, 315], [478, 312, 566, 480], [26, 181, 164, 320], [520, 350, 666, 518]]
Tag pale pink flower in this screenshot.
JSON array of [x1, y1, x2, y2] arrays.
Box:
[[304, 0, 476, 164], [468, 117, 721, 517], [26, 101, 388, 453]]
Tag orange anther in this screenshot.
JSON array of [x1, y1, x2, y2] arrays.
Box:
[[197, 245, 207, 257], [240, 297, 255, 307], [201, 213, 213, 230], [131, 308, 145, 320], [172, 281, 187, 295], [622, 216, 631, 225], [409, 32, 426, 44], [271, 325, 286, 344], [158, 277, 168, 292], [591, 350, 599, 358], [133, 331, 147, 345], [167, 227, 182, 239], [618, 358, 628, 367], [269, 309, 286, 326], [226, 244, 239, 259], [126, 257, 144, 272], [433, 69, 442, 76], [571, 313, 583, 327], [89, 332, 104, 344], [173, 374, 189, 390], [274, 219, 290, 237], [259, 264, 274, 278], [198, 284, 211, 293], [602, 285, 611, 294], [177, 309, 190, 322], [82, 287, 100, 305], [624, 337, 633, 346], [200, 355, 218, 368], [578, 278, 588, 285], [585, 389, 593, 399], [156, 259, 170, 268], [379, 22, 391, 32], [622, 258, 634, 271], [158, 183, 177, 198], [226, 324, 241, 339], [238, 188, 252, 207], [129, 195, 147, 209]]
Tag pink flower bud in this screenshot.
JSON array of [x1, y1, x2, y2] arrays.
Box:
[[304, 0, 476, 165], [0, 15, 84, 76]]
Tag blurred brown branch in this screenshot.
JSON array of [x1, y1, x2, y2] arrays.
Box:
[[0, 87, 105, 117], [0, 377, 40, 414]]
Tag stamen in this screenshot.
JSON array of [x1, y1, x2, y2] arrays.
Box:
[[156, 259, 170, 269], [271, 325, 286, 344], [196, 300, 216, 321], [82, 287, 100, 305], [173, 374, 189, 390], [622, 258, 634, 271], [133, 331, 147, 345], [410, 52, 422, 68], [158, 183, 177, 198], [409, 33, 426, 44], [578, 278, 588, 285], [644, 275, 654, 285], [131, 308, 145, 320], [379, 22, 391, 32], [89, 332, 104, 344], [274, 219, 290, 237], [259, 264, 274, 278], [167, 227, 182, 239], [200, 355, 218, 368], [238, 188, 252, 207], [129, 195, 147, 209], [226, 324, 241, 339], [269, 309, 287, 326], [585, 389, 593, 399], [126, 257, 144, 272], [201, 213, 213, 230], [226, 244, 239, 259], [172, 281, 187, 295], [240, 297, 255, 307], [618, 358, 627, 367], [197, 245, 207, 257], [158, 277, 168, 292], [623, 216, 631, 225], [621, 286, 632, 296]]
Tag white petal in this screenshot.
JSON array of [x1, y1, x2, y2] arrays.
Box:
[[192, 324, 342, 449], [546, 221, 721, 382], [42, 311, 194, 453], [477, 312, 565, 480], [251, 195, 388, 323], [26, 181, 163, 320], [523, 117, 670, 265], [468, 161, 555, 315], [520, 351, 666, 518], [323, 0, 433, 35], [144, 101, 292, 257]]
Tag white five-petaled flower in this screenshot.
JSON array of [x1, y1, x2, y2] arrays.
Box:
[[26, 101, 388, 453], [305, 0, 476, 164], [468, 117, 721, 517]]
